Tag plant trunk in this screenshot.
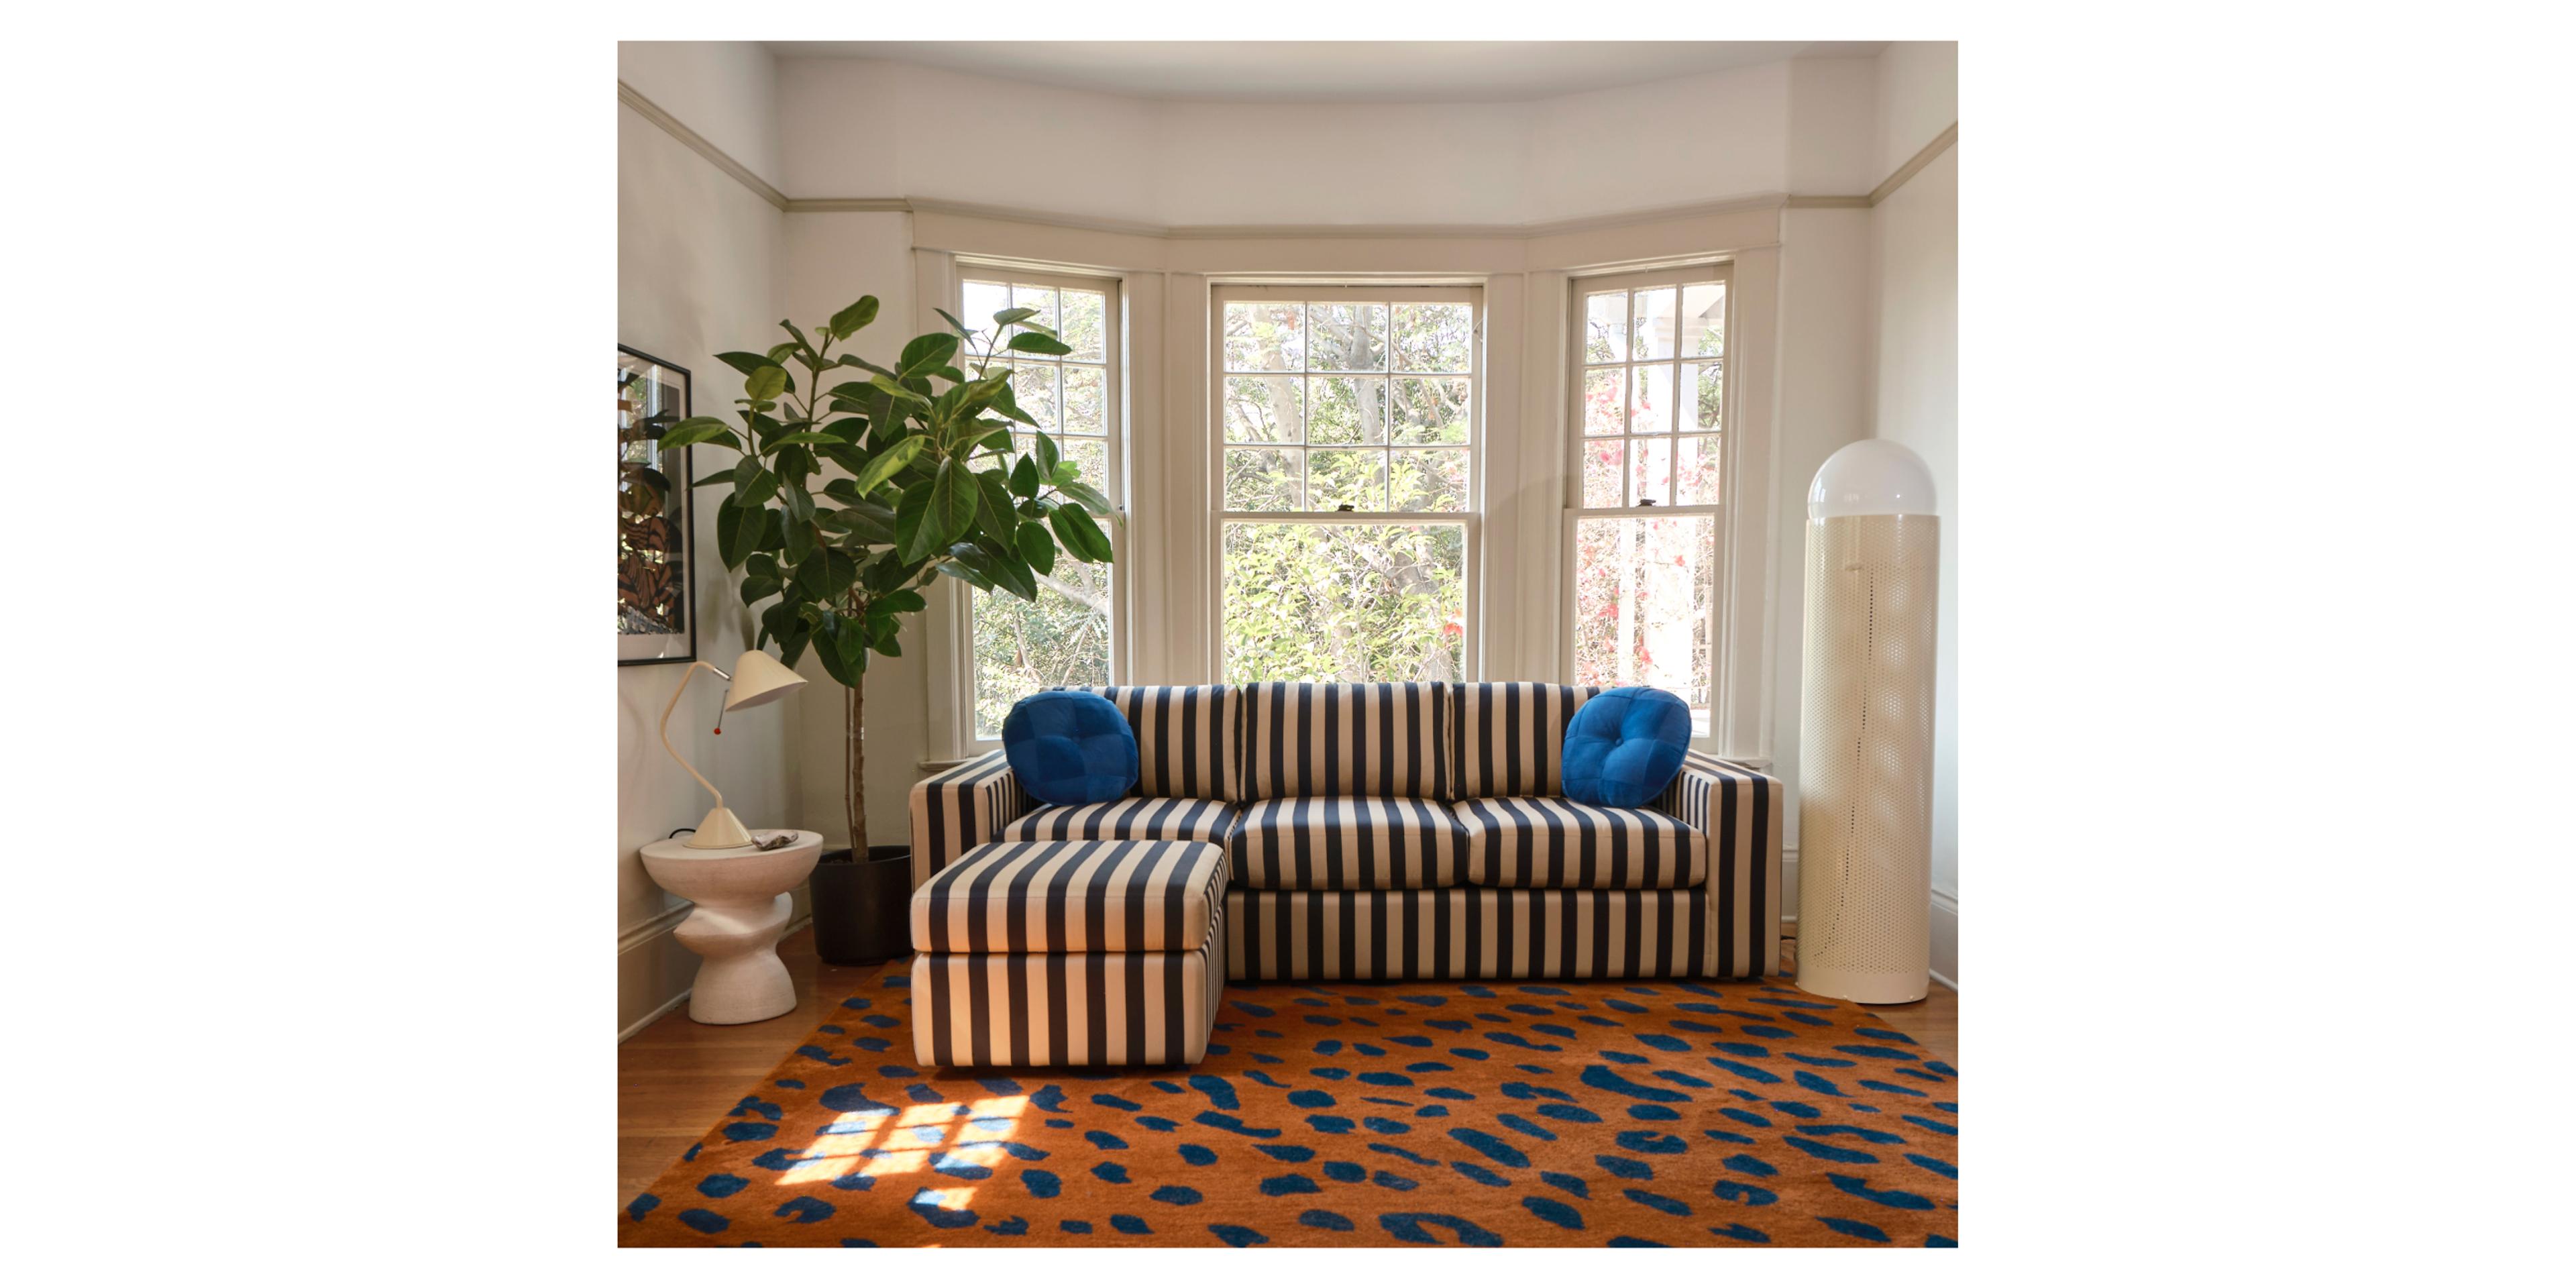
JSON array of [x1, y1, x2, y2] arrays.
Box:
[[846, 673, 866, 853]]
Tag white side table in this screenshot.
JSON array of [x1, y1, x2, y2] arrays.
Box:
[[639, 830, 822, 1024]]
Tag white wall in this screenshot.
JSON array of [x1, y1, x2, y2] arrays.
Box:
[[616, 100, 797, 1036], [619, 42, 785, 192], [777, 56, 1827, 227], [1864, 43, 1958, 981], [1773, 207, 1878, 912]]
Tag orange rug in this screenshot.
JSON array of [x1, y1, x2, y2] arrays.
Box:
[[621, 968, 1957, 1247]]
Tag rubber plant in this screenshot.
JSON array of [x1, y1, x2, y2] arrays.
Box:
[[655, 295, 1116, 853]]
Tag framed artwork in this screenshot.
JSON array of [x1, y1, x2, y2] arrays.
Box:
[[619, 346, 695, 665]]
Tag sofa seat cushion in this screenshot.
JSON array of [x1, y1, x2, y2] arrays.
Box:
[[1228, 797, 1464, 890], [1454, 797, 1707, 890], [910, 839, 1227, 954], [1003, 798, 1240, 845]]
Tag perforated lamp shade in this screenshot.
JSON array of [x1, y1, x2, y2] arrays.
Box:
[[1795, 440, 1939, 1004], [659, 650, 808, 849]]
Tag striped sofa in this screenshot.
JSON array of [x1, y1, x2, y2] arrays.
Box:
[[910, 683, 1782, 982]]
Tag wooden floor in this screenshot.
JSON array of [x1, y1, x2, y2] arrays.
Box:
[[616, 924, 1958, 1203]]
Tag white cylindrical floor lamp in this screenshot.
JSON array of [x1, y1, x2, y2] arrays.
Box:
[[1796, 440, 1939, 1004]]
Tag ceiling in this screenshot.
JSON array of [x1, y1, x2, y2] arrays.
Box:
[[764, 41, 1886, 104]]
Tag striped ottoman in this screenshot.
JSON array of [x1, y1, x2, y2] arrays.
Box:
[[908, 839, 1228, 1069]]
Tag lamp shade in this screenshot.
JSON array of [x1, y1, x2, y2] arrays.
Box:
[[1807, 439, 1939, 520], [722, 649, 807, 711]]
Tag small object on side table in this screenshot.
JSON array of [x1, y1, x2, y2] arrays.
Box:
[[639, 829, 822, 1024]]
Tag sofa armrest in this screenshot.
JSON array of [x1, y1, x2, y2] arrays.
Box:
[[1656, 751, 1785, 976], [907, 751, 1030, 890]]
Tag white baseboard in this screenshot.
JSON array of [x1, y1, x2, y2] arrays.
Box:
[[616, 912, 814, 1044], [618, 987, 693, 1042]]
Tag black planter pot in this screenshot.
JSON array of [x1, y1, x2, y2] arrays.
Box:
[[811, 844, 912, 965]]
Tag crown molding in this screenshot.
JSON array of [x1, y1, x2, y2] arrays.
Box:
[[1868, 121, 1958, 207], [618, 80, 788, 211], [622, 83, 1953, 237]]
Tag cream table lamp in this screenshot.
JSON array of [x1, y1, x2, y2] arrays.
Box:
[[659, 649, 807, 848]]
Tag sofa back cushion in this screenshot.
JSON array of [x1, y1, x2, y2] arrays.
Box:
[[1240, 682, 1454, 799], [1066, 686, 1243, 802], [1453, 682, 1603, 798]]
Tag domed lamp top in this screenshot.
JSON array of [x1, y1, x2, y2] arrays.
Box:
[[722, 649, 808, 711], [1809, 439, 1939, 520]]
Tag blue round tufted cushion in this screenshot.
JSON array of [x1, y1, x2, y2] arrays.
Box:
[[1001, 690, 1139, 806], [1559, 686, 1694, 808]]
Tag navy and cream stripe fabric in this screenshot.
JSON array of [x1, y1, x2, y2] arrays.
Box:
[[907, 751, 1030, 889], [1065, 685, 1242, 801], [1004, 798, 1240, 845], [1659, 750, 1781, 979], [910, 839, 1227, 954], [1451, 683, 1600, 798], [1454, 796, 1707, 890], [1224, 887, 1733, 981], [1239, 682, 1454, 800], [912, 947, 1222, 1067], [1228, 796, 1465, 890]]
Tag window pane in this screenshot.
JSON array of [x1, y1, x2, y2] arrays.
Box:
[[1631, 435, 1673, 506], [1631, 286, 1677, 361], [1059, 437, 1108, 494], [1222, 523, 1466, 682], [961, 279, 1012, 352], [1393, 303, 1473, 372], [1307, 447, 1387, 510], [1224, 375, 1302, 443], [1393, 448, 1469, 513], [1225, 447, 1301, 511], [1582, 368, 1625, 436], [1062, 366, 1106, 436], [1307, 303, 1387, 372], [1571, 515, 1715, 734], [1008, 284, 1059, 350], [1584, 290, 1628, 364], [1684, 359, 1723, 433], [1675, 435, 1721, 506], [1060, 288, 1108, 362], [1307, 376, 1387, 445], [1224, 302, 1304, 370], [1391, 376, 1470, 444], [1010, 363, 1059, 432], [1630, 363, 1674, 435], [1681, 281, 1726, 357], [1582, 439, 1624, 507], [973, 566, 1112, 739]]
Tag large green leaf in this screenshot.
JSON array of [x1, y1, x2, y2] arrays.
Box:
[[929, 458, 979, 548], [745, 365, 789, 402], [765, 431, 847, 448], [1049, 504, 1114, 563], [1030, 430, 1060, 478], [1009, 455, 1041, 499], [1006, 331, 1073, 356], [1055, 479, 1116, 516], [894, 480, 940, 563], [782, 515, 816, 565], [991, 306, 1040, 327], [869, 373, 930, 406], [715, 352, 775, 378], [827, 296, 880, 340], [657, 417, 742, 451], [898, 332, 961, 377], [715, 496, 765, 568], [932, 307, 975, 338], [848, 435, 925, 497], [958, 539, 1037, 602], [1014, 521, 1057, 576]]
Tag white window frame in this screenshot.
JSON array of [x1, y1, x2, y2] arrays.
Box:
[[1559, 262, 1734, 741], [947, 264, 1128, 754], [1206, 283, 1485, 684]]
